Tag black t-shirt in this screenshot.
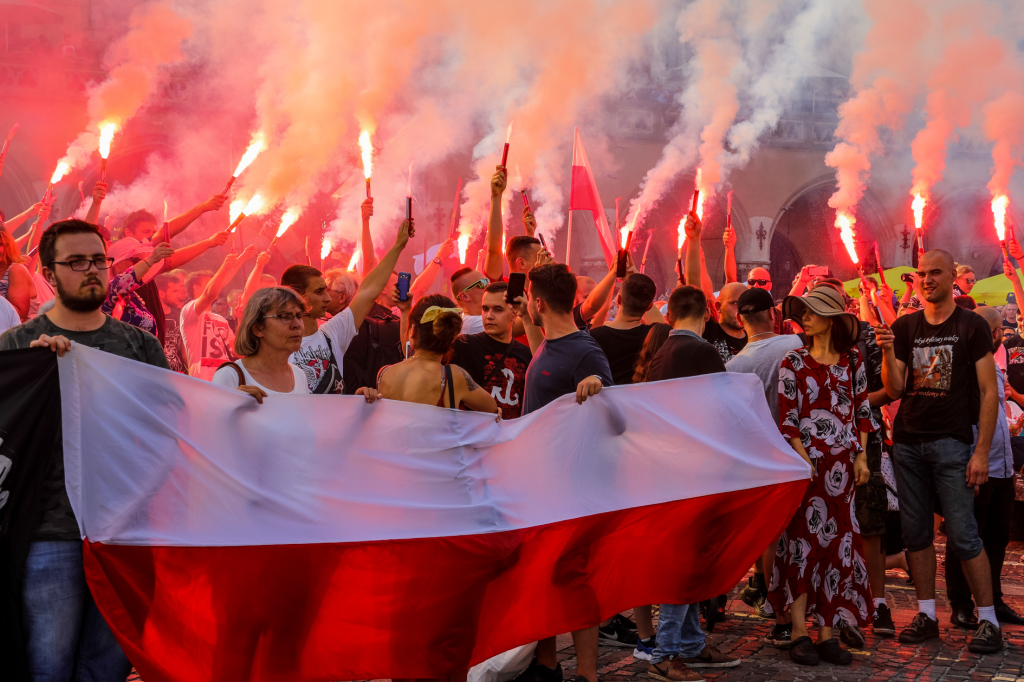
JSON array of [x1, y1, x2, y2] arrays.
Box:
[[450, 332, 532, 419], [702, 318, 747, 364], [857, 321, 885, 447], [648, 330, 727, 381], [523, 331, 613, 414], [891, 307, 993, 445], [573, 303, 590, 331], [1004, 334, 1024, 400], [589, 324, 651, 385]]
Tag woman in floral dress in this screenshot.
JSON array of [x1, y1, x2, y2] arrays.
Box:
[[769, 284, 875, 666]]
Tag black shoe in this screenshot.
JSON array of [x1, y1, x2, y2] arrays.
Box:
[[968, 620, 1003, 654], [816, 638, 853, 665], [788, 636, 819, 666], [599, 614, 639, 647], [872, 603, 896, 637], [950, 608, 979, 630], [898, 612, 940, 644], [574, 676, 593, 682], [839, 625, 865, 649], [995, 602, 1024, 626], [513, 659, 563, 682], [764, 623, 793, 649]]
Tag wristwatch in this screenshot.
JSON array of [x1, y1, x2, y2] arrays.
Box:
[[432, 257, 442, 266]]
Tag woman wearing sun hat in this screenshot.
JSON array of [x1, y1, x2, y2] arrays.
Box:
[[767, 283, 878, 666]]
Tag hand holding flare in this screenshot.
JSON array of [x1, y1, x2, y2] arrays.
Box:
[[359, 130, 373, 198], [228, 194, 263, 232], [223, 134, 265, 195], [98, 123, 116, 181]]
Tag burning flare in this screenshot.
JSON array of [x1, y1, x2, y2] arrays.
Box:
[[276, 208, 300, 239], [234, 134, 265, 178], [458, 234, 469, 265], [993, 195, 1010, 242], [677, 217, 686, 250], [98, 123, 116, 159], [911, 193, 926, 230], [620, 227, 630, 250], [836, 212, 858, 265], [359, 130, 373, 179], [242, 194, 264, 216], [321, 236, 332, 261], [693, 168, 705, 221], [347, 249, 361, 272], [50, 162, 71, 184], [229, 200, 244, 224]]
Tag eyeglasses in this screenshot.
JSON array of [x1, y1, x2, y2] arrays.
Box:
[[459, 277, 489, 296], [49, 257, 115, 271], [265, 312, 309, 323], [747, 278, 770, 286]]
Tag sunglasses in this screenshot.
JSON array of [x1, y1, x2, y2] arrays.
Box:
[[961, 278, 976, 285], [747, 278, 770, 286], [459, 277, 489, 296]]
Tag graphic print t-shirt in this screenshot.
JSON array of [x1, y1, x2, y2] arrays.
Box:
[[449, 332, 532, 419], [1003, 334, 1024, 401], [291, 307, 357, 394], [181, 300, 238, 381], [702, 318, 747, 364], [891, 307, 993, 445]]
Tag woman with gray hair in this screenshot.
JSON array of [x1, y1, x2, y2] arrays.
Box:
[[212, 287, 310, 402]]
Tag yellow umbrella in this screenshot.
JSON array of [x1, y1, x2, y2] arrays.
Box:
[[842, 266, 917, 299], [970, 270, 1019, 307]]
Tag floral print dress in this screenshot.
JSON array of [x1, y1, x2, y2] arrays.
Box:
[[768, 346, 878, 628], [101, 269, 157, 337]]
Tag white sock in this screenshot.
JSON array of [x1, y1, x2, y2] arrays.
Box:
[[978, 605, 999, 628], [873, 598, 886, 610], [918, 599, 936, 620]]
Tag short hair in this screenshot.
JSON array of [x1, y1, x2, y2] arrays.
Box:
[[484, 281, 508, 295], [742, 308, 773, 327], [620, 273, 657, 316], [226, 289, 242, 306], [666, 285, 707, 322], [324, 268, 360, 299], [155, 270, 184, 292], [954, 295, 977, 310], [234, 286, 307, 357], [507, 236, 540, 263], [185, 270, 214, 300], [39, 219, 104, 268], [817, 277, 846, 293], [122, 209, 158, 237], [527, 263, 576, 314], [259, 273, 277, 286], [281, 264, 322, 295], [410, 294, 463, 355]]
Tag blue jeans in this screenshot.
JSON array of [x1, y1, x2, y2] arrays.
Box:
[[651, 603, 704, 664], [22, 541, 132, 682], [893, 438, 984, 561]]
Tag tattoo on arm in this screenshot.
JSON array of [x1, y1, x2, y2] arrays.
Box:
[[459, 366, 480, 391]]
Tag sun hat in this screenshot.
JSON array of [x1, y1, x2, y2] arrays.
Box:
[[782, 285, 859, 341]]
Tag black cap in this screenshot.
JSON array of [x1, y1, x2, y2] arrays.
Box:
[[737, 287, 775, 315]]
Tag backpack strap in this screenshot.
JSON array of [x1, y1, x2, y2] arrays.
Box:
[[445, 364, 455, 409], [217, 361, 246, 387]]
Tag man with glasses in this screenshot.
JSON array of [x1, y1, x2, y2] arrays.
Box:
[[746, 266, 796, 335], [0, 219, 169, 682], [283, 219, 412, 394], [451, 267, 490, 334]]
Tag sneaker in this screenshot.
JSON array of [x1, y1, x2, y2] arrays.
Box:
[[898, 612, 940, 644], [872, 603, 896, 637], [679, 644, 741, 668], [839, 625, 865, 649], [512, 659, 563, 682], [647, 657, 705, 682], [764, 622, 793, 649], [968, 620, 1003, 654], [599, 614, 639, 647], [816, 638, 852, 665], [633, 636, 656, 662], [620, 613, 639, 631]]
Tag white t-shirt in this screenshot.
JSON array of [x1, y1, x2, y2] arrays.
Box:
[[180, 300, 238, 381], [290, 307, 357, 393], [461, 314, 484, 335], [212, 361, 309, 395], [0, 296, 20, 335]]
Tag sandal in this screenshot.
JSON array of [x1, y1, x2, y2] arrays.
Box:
[[788, 635, 819, 666]]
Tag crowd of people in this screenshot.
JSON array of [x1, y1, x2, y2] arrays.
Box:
[[1, 164, 1022, 681]]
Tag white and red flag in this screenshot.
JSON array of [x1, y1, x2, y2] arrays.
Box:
[[57, 345, 808, 682], [567, 127, 617, 266]]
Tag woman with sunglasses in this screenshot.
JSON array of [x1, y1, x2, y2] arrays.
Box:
[[954, 264, 976, 297], [213, 287, 310, 401]]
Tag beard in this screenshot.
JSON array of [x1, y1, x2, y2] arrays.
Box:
[[56, 275, 107, 312]]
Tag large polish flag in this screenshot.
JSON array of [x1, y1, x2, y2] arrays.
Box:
[[59, 345, 809, 682], [567, 127, 617, 266]]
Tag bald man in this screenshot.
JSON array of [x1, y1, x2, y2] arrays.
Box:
[[746, 266, 772, 292], [702, 281, 747, 363], [876, 249, 1003, 653]]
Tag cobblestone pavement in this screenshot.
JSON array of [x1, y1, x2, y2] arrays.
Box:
[[129, 539, 1024, 682]]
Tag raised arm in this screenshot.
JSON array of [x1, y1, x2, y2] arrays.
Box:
[[194, 245, 254, 315], [6, 201, 45, 234], [360, 198, 377, 273], [237, 250, 271, 316], [484, 165, 506, 282], [84, 180, 107, 225], [410, 239, 455, 301], [1004, 261, 1024, 314], [579, 265, 617, 324], [349, 219, 412, 327], [683, 214, 702, 289], [131, 243, 174, 282], [166, 194, 227, 239], [723, 224, 738, 284], [164, 230, 230, 269]]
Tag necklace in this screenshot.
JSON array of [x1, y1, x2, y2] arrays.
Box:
[[748, 331, 775, 342]]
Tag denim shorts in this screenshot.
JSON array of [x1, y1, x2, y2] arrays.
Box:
[[892, 438, 983, 561]]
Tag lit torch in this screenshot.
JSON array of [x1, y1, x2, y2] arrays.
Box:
[[98, 123, 116, 181], [0, 123, 20, 179], [347, 248, 361, 273], [270, 208, 300, 247], [359, 130, 373, 198], [406, 163, 414, 221], [228, 194, 263, 232], [692, 168, 704, 220], [321, 235, 332, 261], [223, 133, 265, 195], [838, 211, 883, 324], [458, 234, 469, 265], [640, 232, 653, 274], [911, 193, 926, 256], [993, 195, 1011, 265], [447, 177, 463, 239], [501, 119, 514, 170], [43, 161, 71, 204]]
